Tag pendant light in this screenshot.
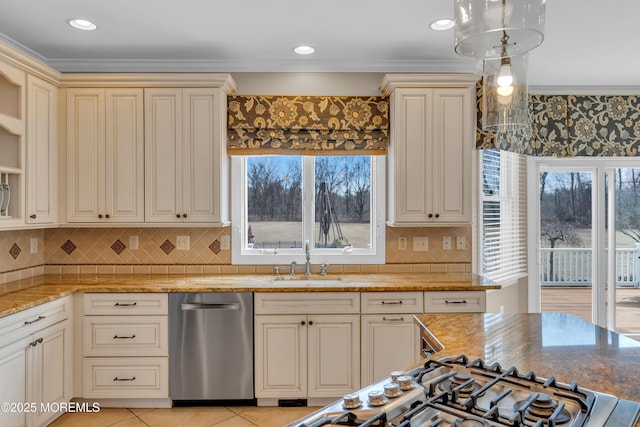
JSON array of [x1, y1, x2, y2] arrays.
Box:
[[453, 0, 545, 131], [482, 53, 529, 131], [454, 0, 545, 59]]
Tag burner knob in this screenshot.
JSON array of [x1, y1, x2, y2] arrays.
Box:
[[390, 370, 405, 382], [397, 375, 416, 391], [383, 382, 403, 398], [367, 390, 389, 407], [342, 393, 362, 409]]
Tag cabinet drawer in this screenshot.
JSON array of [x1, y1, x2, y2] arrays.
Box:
[[83, 357, 168, 398], [361, 292, 424, 314], [0, 296, 71, 344], [424, 291, 486, 313], [84, 293, 168, 315], [255, 292, 360, 315], [84, 316, 168, 357]]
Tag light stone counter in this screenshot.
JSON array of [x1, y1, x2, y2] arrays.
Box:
[[0, 272, 499, 318]]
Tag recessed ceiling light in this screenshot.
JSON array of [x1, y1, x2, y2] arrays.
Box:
[[430, 18, 455, 31], [67, 18, 98, 31], [294, 45, 315, 55]]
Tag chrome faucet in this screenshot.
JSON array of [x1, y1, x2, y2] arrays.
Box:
[[289, 261, 297, 277], [304, 240, 312, 276]]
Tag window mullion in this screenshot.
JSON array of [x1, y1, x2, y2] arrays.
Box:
[[302, 156, 315, 250]]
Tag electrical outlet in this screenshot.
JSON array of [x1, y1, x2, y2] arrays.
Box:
[[456, 235, 466, 250], [129, 235, 139, 250], [398, 237, 407, 251], [220, 235, 230, 250], [413, 236, 428, 252], [176, 235, 190, 251], [442, 236, 452, 250], [30, 238, 38, 254]]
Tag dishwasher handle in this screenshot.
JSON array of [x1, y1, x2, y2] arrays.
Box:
[[181, 302, 240, 311]]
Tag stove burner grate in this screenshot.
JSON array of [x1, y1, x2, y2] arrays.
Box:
[[514, 392, 571, 425]]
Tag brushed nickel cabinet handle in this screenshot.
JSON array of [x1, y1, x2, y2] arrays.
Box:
[[113, 335, 136, 339], [113, 377, 136, 382], [445, 300, 468, 304], [114, 302, 137, 307], [381, 301, 403, 305], [382, 317, 405, 322]]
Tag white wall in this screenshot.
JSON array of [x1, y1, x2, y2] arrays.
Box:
[[232, 72, 385, 96]]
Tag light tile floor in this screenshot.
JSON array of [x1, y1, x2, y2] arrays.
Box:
[[48, 406, 321, 427]]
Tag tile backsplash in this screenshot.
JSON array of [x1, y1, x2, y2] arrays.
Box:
[[0, 226, 471, 280]]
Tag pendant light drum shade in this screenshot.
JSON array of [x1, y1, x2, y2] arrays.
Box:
[[454, 0, 546, 59], [482, 53, 529, 131]]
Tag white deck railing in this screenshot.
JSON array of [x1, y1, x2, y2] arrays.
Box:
[[540, 247, 639, 287]]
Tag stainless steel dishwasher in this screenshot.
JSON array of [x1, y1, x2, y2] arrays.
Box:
[[169, 292, 254, 403]]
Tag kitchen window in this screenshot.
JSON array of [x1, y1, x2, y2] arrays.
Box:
[[479, 148, 527, 283], [231, 154, 385, 265]]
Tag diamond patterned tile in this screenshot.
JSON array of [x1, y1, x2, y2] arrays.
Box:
[[111, 239, 126, 255], [209, 239, 221, 254], [61, 240, 77, 255], [9, 243, 21, 259], [160, 240, 175, 255]]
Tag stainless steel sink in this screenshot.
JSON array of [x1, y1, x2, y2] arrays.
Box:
[[272, 276, 343, 287]]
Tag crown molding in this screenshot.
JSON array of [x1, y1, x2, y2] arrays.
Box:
[[0, 34, 61, 84], [530, 85, 640, 95], [59, 73, 237, 93], [380, 73, 481, 94]]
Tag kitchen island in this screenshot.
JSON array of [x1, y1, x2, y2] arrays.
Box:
[[415, 312, 640, 401]]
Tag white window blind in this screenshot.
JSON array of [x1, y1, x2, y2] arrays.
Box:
[[480, 149, 527, 282]]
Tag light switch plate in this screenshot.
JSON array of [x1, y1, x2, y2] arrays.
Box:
[[220, 235, 230, 250], [442, 236, 452, 250], [176, 235, 190, 251], [456, 235, 466, 250], [398, 237, 407, 251], [413, 236, 428, 252], [30, 237, 38, 254], [129, 235, 139, 250]]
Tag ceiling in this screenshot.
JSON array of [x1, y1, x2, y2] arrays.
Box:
[[1, 0, 639, 90]]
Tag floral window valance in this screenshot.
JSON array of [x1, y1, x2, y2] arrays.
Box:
[[227, 95, 389, 155], [476, 80, 640, 157]]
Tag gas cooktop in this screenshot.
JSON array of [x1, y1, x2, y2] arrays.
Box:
[[292, 355, 640, 427]]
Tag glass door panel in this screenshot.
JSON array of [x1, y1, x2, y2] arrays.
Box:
[[611, 167, 640, 340], [539, 171, 593, 323]]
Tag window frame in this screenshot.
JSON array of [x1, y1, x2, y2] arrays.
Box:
[[230, 155, 386, 265]]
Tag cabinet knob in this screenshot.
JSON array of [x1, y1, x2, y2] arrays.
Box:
[[182, 214, 188, 218], [308, 320, 314, 326], [428, 213, 433, 218], [105, 214, 110, 219], [300, 321, 306, 326], [30, 214, 36, 219], [435, 213, 440, 218], [98, 214, 103, 219], [176, 214, 181, 218]]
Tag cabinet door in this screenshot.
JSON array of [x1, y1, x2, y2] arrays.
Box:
[[182, 88, 221, 223], [254, 315, 307, 398], [307, 315, 360, 398], [28, 320, 70, 427], [67, 88, 105, 222], [105, 89, 144, 222], [389, 89, 434, 224], [26, 75, 57, 224], [0, 336, 29, 427], [144, 88, 182, 222], [361, 315, 418, 384], [431, 88, 472, 223]]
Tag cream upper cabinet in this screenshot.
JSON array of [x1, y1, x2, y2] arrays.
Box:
[[144, 87, 228, 224], [381, 74, 478, 226], [26, 74, 57, 224], [66, 88, 144, 223]]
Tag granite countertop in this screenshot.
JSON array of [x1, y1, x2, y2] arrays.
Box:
[[0, 272, 498, 319], [414, 312, 640, 401]]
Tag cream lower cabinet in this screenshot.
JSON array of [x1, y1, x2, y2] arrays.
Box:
[[254, 293, 360, 401], [0, 297, 72, 427], [424, 291, 486, 313], [361, 292, 423, 384], [381, 74, 478, 226], [82, 293, 168, 400]]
